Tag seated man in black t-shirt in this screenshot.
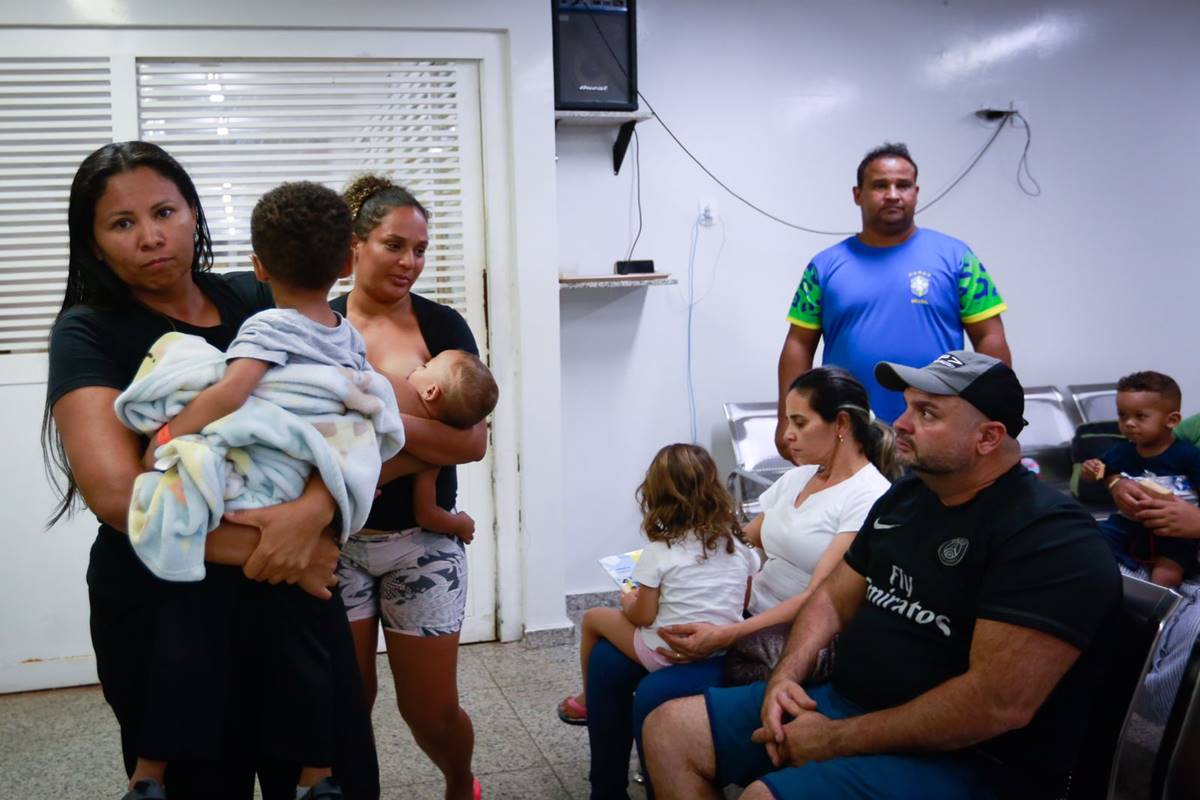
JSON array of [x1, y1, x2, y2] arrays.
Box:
[[643, 351, 1121, 800]]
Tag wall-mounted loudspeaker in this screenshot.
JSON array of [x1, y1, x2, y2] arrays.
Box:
[[552, 0, 638, 112]]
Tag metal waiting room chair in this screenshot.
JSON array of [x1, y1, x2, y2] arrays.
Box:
[[1066, 575, 1181, 799], [1020, 385, 1083, 490], [723, 401, 792, 521], [1069, 383, 1120, 424]]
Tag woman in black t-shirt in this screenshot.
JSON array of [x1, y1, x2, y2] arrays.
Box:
[[332, 175, 489, 800], [43, 142, 377, 800]]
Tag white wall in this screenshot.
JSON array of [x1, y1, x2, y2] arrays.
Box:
[[0, 0, 568, 692], [559, 0, 1200, 594], [5, 0, 1200, 680]]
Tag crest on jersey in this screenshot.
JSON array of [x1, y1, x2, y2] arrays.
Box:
[[937, 537, 969, 566], [909, 271, 931, 298]]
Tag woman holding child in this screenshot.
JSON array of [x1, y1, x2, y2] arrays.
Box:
[[332, 175, 490, 800], [44, 142, 378, 799], [581, 367, 896, 798]]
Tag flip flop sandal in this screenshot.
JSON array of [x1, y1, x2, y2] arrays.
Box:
[[556, 695, 588, 726]]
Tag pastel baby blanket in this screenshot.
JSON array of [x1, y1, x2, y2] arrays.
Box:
[[114, 332, 403, 581]]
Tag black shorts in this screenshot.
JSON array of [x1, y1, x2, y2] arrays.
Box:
[[1130, 527, 1197, 572], [87, 527, 379, 799]]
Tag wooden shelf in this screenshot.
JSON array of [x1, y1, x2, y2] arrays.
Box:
[[559, 273, 675, 290]]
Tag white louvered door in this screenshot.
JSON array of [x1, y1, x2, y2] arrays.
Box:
[[0, 57, 117, 693], [135, 58, 495, 644], [0, 58, 113, 358], [135, 60, 482, 317]]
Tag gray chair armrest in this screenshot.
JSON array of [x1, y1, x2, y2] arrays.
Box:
[[734, 467, 774, 489]]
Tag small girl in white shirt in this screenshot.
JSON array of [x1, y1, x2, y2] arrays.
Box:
[[558, 443, 758, 724]]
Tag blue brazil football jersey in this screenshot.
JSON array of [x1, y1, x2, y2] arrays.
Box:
[[787, 228, 1005, 422]]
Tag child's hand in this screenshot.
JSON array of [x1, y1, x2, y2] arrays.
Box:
[[1081, 459, 1106, 481], [450, 511, 476, 544], [142, 437, 162, 471]]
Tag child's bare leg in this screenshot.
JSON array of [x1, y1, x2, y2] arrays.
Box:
[[130, 757, 166, 788], [576, 606, 642, 707], [1150, 556, 1184, 589]]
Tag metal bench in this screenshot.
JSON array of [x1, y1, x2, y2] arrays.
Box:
[[723, 401, 791, 521], [1069, 382, 1119, 424]]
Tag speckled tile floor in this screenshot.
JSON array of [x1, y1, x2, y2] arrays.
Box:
[[0, 641, 654, 800]]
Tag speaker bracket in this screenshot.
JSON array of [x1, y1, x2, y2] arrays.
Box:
[[554, 110, 652, 176], [612, 120, 637, 175]]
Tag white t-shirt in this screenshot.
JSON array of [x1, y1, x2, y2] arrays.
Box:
[[748, 463, 891, 615], [631, 535, 759, 653]]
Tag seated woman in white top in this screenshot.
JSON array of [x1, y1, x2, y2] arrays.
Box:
[[659, 366, 898, 658], [582, 367, 898, 797]]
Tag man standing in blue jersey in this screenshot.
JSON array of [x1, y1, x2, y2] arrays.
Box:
[[775, 143, 1011, 456]]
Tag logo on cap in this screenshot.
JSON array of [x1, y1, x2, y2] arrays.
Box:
[[937, 354, 966, 369], [937, 538, 969, 566]]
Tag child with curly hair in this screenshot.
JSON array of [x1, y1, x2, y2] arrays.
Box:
[[558, 443, 758, 724]]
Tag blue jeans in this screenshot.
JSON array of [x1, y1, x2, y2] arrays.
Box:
[[585, 638, 726, 799]]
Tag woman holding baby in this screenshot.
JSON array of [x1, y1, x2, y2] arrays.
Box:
[[332, 176, 490, 800]]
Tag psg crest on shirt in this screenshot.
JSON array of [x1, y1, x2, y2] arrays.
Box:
[[937, 537, 969, 566]]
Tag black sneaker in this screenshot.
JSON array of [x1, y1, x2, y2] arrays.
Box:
[[299, 778, 343, 800], [122, 778, 167, 799]]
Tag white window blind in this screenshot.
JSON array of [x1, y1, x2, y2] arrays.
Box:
[[137, 60, 470, 312], [0, 58, 112, 354]]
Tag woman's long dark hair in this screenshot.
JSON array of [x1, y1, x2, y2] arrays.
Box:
[[42, 141, 214, 525], [789, 366, 901, 480]]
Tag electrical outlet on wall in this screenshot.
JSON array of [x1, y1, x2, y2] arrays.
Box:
[[698, 197, 718, 227], [977, 98, 1029, 122]]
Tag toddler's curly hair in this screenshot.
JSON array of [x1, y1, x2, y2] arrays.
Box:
[[250, 181, 351, 291]]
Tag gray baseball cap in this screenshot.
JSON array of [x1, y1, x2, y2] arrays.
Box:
[[875, 351, 1027, 437]]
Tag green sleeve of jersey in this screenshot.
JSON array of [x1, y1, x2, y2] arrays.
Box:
[[958, 251, 1007, 324], [1176, 414, 1200, 447], [786, 263, 822, 330]]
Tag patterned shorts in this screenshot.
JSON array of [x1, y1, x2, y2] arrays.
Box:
[[336, 527, 468, 637]]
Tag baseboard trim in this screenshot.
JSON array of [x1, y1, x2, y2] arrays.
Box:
[[525, 590, 624, 647], [521, 625, 576, 648], [1, 655, 99, 695]]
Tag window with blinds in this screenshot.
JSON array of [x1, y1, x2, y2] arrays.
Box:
[[0, 58, 112, 355], [137, 60, 470, 313]]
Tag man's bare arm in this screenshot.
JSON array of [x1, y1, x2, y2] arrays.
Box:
[[776, 325, 820, 459], [772, 559, 866, 684], [759, 560, 867, 762], [800, 619, 1080, 760], [964, 315, 1012, 367]]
